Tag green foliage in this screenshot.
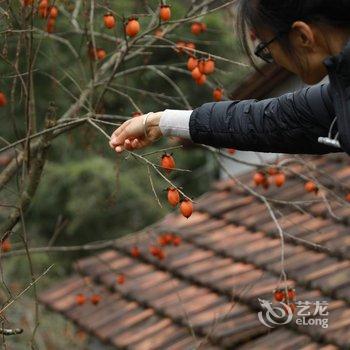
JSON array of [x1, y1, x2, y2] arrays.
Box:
[[29, 155, 170, 245]]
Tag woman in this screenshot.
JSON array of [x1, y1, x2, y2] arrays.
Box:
[[109, 0, 350, 157]]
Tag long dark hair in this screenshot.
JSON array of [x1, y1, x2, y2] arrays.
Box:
[[236, 0, 350, 66]]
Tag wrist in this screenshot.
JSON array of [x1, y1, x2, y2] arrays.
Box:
[[146, 111, 164, 139], [148, 111, 163, 127]]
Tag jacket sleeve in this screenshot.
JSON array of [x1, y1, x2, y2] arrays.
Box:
[[189, 83, 344, 154]]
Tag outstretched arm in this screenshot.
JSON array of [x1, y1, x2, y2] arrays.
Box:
[[110, 83, 343, 155]]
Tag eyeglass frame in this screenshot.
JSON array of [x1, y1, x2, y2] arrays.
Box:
[[253, 30, 289, 63]]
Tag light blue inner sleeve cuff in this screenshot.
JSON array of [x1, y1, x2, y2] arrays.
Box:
[[159, 109, 193, 139]]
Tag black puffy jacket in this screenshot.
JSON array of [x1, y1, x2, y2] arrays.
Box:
[[189, 39, 350, 156]]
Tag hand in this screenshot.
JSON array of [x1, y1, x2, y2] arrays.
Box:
[[109, 112, 163, 153]]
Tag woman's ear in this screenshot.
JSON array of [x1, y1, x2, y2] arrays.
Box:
[[290, 21, 316, 51]]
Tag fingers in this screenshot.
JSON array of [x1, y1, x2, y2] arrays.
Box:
[[114, 138, 142, 153], [109, 129, 127, 148], [124, 138, 142, 151], [108, 116, 151, 153], [124, 139, 133, 150], [114, 139, 130, 153], [109, 120, 131, 148], [131, 139, 139, 149]]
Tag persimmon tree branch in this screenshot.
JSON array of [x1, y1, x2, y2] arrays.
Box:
[[0, 117, 56, 240]]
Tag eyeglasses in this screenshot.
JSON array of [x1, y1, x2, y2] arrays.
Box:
[[254, 31, 287, 63]]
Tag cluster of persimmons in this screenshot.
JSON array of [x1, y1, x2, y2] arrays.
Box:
[[273, 286, 297, 314], [253, 167, 321, 195], [74, 233, 182, 306]]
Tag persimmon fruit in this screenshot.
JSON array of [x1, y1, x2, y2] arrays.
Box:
[[172, 235, 182, 246], [117, 274, 125, 285], [191, 67, 202, 80], [203, 58, 215, 74], [160, 5, 171, 21], [167, 187, 180, 207], [267, 167, 279, 176], [126, 18, 140, 37], [274, 289, 285, 302], [180, 198, 193, 218], [76, 293, 86, 306], [49, 6, 58, 19], [305, 181, 318, 194], [91, 294, 101, 305], [1, 240, 11, 253], [96, 49, 106, 60], [195, 74, 206, 85], [274, 172, 286, 187], [38, 0, 48, 18], [253, 172, 266, 186], [131, 245, 140, 257], [46, 18, 55, 33], [161, 153, 175, 173], [187, 56, 198, 71], [0, 92, 7, 107], [104, 13, 116, 29], [213, 88, 223, 101]]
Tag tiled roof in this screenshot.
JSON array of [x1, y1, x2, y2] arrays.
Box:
[[39, 153, 350, 349]]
